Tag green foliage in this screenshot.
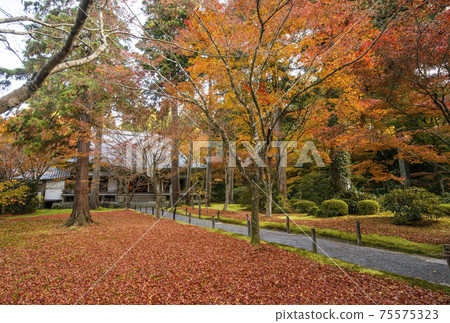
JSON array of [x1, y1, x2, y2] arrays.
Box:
[[319, 199, 349, 217], [438, 204, 450, 216], [0, 181, 40, 215], [441, 193, 450, 204], [298, 171, 333, 204], [382, 188, 441, 225], [211, 181, 226, 203], [235, 186, 250, 206], [292, 199, 317, 213], [100, 202, 126, 209], [308, 206, 320, 216], [335, 190, 377, 214], [357, 200, 380, 215], [272, 194, 291, 213]]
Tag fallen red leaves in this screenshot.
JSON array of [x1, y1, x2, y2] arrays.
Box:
[[183, 207, 450, 245], [0, 210, 448, 305]]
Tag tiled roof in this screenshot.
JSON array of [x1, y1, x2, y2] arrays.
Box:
[[40, 168, 71, 180]]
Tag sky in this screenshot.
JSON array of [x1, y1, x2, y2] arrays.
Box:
[[0, 0, 26, 70]]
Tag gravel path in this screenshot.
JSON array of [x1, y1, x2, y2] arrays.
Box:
[[140, 207, 450, 286]]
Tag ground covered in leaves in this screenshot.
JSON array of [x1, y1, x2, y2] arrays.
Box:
[[0, 210, 448, 305], [183, 207, 450, 245]]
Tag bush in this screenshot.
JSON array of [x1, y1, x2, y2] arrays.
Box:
[[438, 204, 450, 216], [292, 200, 317, 213], [319, 199, 348, 217], [357, 200, 380, 215], [100, 202, 125, 209], [298, 171, 333, 204], [51, 202, 74, 209], [234, 186, 248, 205], [335, 190, 376, 214], [308, 206, 320, 216], [382, 187, 441, 225], [0, 181, 40, 215]]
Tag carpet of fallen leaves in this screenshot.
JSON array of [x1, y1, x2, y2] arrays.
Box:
[[183, 207, 450, 245], [0, 210, 448, 305]]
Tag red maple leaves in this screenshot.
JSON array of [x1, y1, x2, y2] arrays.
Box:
[[0, 211, 448, 304]]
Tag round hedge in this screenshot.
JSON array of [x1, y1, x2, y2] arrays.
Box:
[[293, 200, 317, 213], [319, 199, 348, 217], [357, 200, 379, 215]]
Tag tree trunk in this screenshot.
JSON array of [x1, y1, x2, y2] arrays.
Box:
[[265, 183, 273, 217], [185, 140, 193, 205], [64, 109, 92, 226], [170, 103, 180, 206], [250, 185, 261, 245], [89, 127, 102, 209], [398, 154, 411, 188], [274, 108, 287, 198], [154, 177, 161, 219], [330, 150, 352, 194], [223, 165, 230, 211], [205, 143, 212, 207], [229, 167, 234, 204]]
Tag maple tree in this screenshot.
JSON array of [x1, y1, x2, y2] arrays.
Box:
[[142, 0, 409, 244]]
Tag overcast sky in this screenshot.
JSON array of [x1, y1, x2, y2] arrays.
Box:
[[0, 0, 26, 69]]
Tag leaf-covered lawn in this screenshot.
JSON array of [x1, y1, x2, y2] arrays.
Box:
[[183, 207, 450, 245], [0, 210, 448, 305]]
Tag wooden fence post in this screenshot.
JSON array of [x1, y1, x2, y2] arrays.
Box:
[[211, 216, 215, 229], [311, 228, 317, 253], [173, 207, 176, 220], [217, 210, 220, 221], [443, 244, 450, 269], [286, 215, 290, 234], [199, 204, 201, 218], [189, 212, 191, 224], [356, 221, 362, 246]]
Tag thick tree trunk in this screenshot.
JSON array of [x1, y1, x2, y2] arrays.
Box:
[[205, 143, 212, 207], [398, 154, 411, 188], [89, 127, 102, 210], [185, 140, 193, 206], [250, 185, 261, 245], [64, 110, 92, 226]]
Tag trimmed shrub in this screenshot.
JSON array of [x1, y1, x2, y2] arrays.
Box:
[[335, 190, 376, 214], [357, 200, 380, 215], [292, 200, 317, 213], [51, 202, 74, 209], [382, 187, 441, 225], [308, 206, 320, 216], [319, 199, 348, 217]]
